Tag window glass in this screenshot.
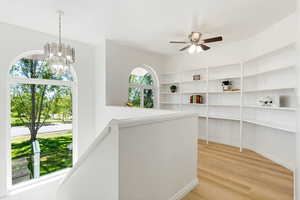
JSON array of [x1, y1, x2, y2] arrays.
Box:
[[128, 87, 141, 107], [10, 56, 73, 81], [129, 68, 153, 86], [144, 89, 154, 108], [11, 84, 73, 184], [128, 67, 156, 108], [10, 56, 73, 185]]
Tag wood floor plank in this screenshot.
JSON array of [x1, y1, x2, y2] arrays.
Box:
[[183, 140, 294, 200]]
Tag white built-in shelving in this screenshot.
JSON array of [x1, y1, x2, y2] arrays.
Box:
[[244, 87, 296, 93], [243, 119, 295, 133], [243, 63, 295, 78], [159, 43, 297, 151], [243, 105, 296, 111]]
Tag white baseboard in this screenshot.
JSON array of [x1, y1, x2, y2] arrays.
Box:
[[256, 150, 295, 171], [168, 178, 199, 200]]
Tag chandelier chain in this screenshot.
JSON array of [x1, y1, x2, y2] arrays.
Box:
[[58, 10, 63, 45]]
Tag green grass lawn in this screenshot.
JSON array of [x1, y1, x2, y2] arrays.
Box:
[[11, 131, 72, 177]]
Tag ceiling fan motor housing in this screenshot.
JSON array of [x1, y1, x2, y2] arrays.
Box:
[[189, 32, 202, 43]]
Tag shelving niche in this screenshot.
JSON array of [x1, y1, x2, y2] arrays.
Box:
[[159, 43, 297, 168]]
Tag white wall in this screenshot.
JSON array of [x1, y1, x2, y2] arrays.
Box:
[[296, 0, 300, 199], [119, 114, 198, 200], [94, 40, 107, 134], [0, 22, 103, 198], [94, 40, 168, 134], [57, 110, 198, 200], [57, 124, 119, 200], [4, 177, 62, 200], [105, 40, 166, 106]]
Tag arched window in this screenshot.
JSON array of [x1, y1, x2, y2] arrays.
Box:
[[128, 67, 157, 108], [8, 52, 76, 186]]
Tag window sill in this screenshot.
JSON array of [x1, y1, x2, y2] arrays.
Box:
[[7, 168, 70, 196]]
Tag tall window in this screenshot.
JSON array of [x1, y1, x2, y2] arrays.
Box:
[[9, 54, 75, 185], [128, 67, 156, 108]]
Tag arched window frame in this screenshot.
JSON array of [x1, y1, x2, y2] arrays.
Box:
[[128, 65, 159, 108], [6, 50, 78, 189]]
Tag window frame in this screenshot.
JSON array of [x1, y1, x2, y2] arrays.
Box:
[[6, 50, 78, 191], [128, 66, 158, 108]]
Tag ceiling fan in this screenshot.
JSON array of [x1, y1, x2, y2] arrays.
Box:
[[170, 32, 223, 54]]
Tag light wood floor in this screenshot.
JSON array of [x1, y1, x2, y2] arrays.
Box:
[[182, 140, 294, 200]]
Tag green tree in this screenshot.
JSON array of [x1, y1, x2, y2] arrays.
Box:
[[52, 88, 72, 123], [128, 72, 154, 108], [10, 58, 71, 142]]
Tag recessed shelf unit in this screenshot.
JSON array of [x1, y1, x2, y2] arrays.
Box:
[[159, 43, 297, 152]]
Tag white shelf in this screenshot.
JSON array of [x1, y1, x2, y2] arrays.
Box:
[[209, 115, 240, 121], [181, 91, 243, 95], [197, 114, 240, 121], [209, 104, 240, 107], [180, 80, 207, 84], [160, 81, 180, 85], [181, 91, 207, 94], [160, 102, 180, 105], [182, 103, 207, 106], [208, 75, 241, 81], [244, 87, 295, 93], [160, 92, 180, 95], [161, 80, 207, 85], [208, 90, 241, 94], [243, 105, 296, 111], [244, 119, 296, 133], [244, 63, 295, 78]]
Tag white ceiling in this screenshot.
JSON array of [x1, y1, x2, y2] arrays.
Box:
[[0, 0, 296, 55]]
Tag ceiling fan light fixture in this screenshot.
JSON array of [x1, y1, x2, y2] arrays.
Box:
[[188, 44, 196, 54], [196, 45, 204, 53]]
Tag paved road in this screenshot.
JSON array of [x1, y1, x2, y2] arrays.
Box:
[[11, 123, 72, 137]]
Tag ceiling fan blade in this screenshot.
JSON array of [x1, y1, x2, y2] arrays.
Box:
[[180, 45, 191, 51], [170, 41, 188, 44], [203, 36, 223, 43], [200, 44, 210, 51]]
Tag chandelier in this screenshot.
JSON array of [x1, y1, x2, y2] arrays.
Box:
[[44, 10, 75, 75]]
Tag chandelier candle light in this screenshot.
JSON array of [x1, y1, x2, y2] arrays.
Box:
[[44, 10, 75, 75]]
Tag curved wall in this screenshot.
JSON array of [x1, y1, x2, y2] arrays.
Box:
[[162, 13, 297, 170]]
